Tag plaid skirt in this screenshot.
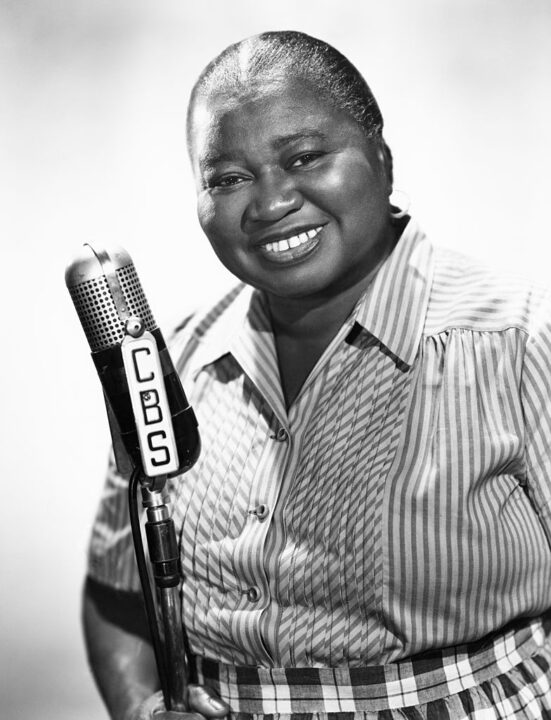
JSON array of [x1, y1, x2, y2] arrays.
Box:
[[193, 614, 551, 719]]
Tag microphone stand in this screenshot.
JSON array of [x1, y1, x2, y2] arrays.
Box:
[[128, 468, 189, 712], [66, 246, 199, 713]]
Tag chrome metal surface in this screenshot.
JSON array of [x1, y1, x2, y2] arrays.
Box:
[[65, 244, 156, 351]]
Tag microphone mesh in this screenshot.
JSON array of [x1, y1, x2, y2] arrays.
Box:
[[68, 263, 156, 351]]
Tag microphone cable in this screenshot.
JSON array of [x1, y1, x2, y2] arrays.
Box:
[[128, 468, 170, 706]]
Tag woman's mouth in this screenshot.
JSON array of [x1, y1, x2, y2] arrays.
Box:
[[257, 226, 324, 263]]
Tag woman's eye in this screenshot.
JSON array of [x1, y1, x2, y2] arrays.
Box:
[[290, 153, 322, 168], [208, 174, 246, 189]]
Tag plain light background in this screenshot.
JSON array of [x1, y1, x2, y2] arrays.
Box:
[[1, 1, 550, 718]]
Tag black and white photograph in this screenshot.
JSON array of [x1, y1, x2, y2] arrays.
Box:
[[2, 2, 551, 718]]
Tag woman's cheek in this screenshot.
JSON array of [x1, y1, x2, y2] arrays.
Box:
[[195, 198, 242, 270], [307, 158, 373, 207], [196, 193, 216, 233], [198, 193, 244, 238]]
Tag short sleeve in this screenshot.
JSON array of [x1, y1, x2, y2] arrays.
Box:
[[87, 450, 141, 592], [521, 288, 551, 544]]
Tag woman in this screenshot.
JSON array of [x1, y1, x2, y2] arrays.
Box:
[[84, 31, 551, 719]]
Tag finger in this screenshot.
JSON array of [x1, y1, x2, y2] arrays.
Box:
[[187, 685, 230, 717], [132, 690, 165, 720]]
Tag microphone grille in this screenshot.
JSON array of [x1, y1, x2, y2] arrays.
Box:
[[68, 262, 156, 351]]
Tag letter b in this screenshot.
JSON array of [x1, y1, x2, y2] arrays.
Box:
[[140, 389, 163, 425]]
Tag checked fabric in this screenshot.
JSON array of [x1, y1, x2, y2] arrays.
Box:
[[194, 614, 551, 718]]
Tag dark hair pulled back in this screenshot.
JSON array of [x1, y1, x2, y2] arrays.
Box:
[[187, 30, 385, 147]]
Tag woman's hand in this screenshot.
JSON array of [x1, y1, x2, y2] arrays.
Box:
[[129, 685, 230, 720]]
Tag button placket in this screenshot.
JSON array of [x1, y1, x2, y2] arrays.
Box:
[[255, 504, 269, 520], [272, 427, 289, 442], [227, 414, 294, 660], [246, 586, 261, 603], [249, 503, 270, 521]]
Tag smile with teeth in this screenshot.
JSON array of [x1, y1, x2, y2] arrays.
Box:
[[263, 226, 323, 253]]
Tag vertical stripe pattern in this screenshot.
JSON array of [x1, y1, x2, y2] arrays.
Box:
[[88, 219, 551, 685]]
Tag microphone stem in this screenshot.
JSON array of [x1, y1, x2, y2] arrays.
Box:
[[142, 482, 190, 711], [128, 469, 174, 709], [159, 586, 188, 712]]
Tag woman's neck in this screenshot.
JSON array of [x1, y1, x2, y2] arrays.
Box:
[[264, 224, 400, 409], [267, 278, 368, 344]]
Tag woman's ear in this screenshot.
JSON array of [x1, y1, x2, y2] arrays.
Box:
[[379, 140, 394, 193]]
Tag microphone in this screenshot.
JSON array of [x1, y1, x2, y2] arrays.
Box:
[[65, 244, 200, 479]]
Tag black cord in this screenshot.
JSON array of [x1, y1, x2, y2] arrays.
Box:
[[128, 468, 170, 708]]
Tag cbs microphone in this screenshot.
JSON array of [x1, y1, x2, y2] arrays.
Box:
[[66, 244, 196, 710], [65, 244, 200, 479]]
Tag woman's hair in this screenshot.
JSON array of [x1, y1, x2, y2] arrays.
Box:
[[187, 30, 385, 148]]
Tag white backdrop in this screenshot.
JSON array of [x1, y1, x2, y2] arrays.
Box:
[[1, 2, 550, 718]]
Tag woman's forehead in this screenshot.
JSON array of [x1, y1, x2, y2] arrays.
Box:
[[189, 78, 362, 161], [197, 77, 320, 121]]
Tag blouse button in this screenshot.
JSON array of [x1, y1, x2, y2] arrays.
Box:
[[254, 504, 269, 521], [274, 427, 289, 442], [247, 586, 261, 603]]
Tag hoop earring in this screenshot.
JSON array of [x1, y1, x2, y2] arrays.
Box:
[[389, 189, 410, 220]]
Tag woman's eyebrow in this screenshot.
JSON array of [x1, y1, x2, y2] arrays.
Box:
[[200, 152, 235, 171], [199, 130, 328, 171], [272, 130, 328, 149]]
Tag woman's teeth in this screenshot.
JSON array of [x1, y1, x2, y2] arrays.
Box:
[[263, 227, 322, 253]]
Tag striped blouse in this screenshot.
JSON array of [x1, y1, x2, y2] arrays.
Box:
[[88, 218, 551, 668]]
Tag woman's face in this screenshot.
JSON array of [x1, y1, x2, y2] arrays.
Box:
[[189, 78, 392, 302]]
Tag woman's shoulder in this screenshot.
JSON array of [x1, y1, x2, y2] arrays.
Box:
[[170, 282, 248, 342], [166, 282, 251, 372], [425, 245, 551, 339]]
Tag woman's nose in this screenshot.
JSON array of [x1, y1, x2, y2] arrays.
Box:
[[244, 171, 303, 226]]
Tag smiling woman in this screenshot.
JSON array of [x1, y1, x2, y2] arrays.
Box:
[[189, 82, 393, 304], [83, 31, 551, 720], [189, 79, 397, 406], [187, 34, 393, 302], [186, 34, 399, 407]]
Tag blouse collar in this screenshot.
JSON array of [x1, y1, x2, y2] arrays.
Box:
[[187, 218, 434, 378]]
